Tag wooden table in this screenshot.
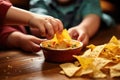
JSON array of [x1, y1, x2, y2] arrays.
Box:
[[1, 25, 120, 80]]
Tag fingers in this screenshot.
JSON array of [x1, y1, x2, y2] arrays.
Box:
[[77, 33, 89, 46], [19, 35, 46, 52], [29, 18, 46, 37], [49, 18, 59, 33], [20, 41, 41, 52], [29, 38, 46, 52], [29, 15, 64, 39], [68, 28, 89, 46], [44, 21, 54, 39], [38, 24, 46, 37], [55, 19, 64, 32], [28, 42, 41, 52], [42, 17, 63, 39], [31, 36, 46, 44], [68, 28, 78, 40]]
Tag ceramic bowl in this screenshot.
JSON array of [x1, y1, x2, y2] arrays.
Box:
[[40, 40, 83, 63]]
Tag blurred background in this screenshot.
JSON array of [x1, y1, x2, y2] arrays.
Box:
[[9, 0, 120, 24]]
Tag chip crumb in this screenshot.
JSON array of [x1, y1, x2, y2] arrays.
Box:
[[74, 61, 80, 67], [5, 76, 8, 79], [59, 70, 65, 74], [19, 70, 22, 73], [31, 58, 34, 61], [6, 57, 10, 59], [3, 69, 6, 72], [7, 72, 10, 74], [7, 65, 12, 68]]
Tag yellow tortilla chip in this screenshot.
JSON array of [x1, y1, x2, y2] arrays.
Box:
[[81, 49, 92, 57], [59, 36, 120, 78], [93, 70, 107, 78], [74, 67, 93, 77], [89, 44, 106, 57], [73, 55, 94, 69], [74, 61, 80, 67], [111, 63, 120, 70], [109, 36, 118, 44], [59, 63, 80, 77], [59, 70, 65, 75], [51, 29, 71, 43], [51, 34, 58, 42], [110, 69, 120, 78], [86, 44, 96, 50], [56, 29, 71, 42], [61, 29, 71, 40], [93, 58, 111, 70]]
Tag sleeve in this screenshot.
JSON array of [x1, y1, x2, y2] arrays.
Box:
[[29, 0, 48, 15], [0, 0, 12, 25], [81, 0, 102, 18], [0, 25, 27, 49], [0, 0, 27, 49]]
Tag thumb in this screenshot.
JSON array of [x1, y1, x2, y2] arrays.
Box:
[[31, 36, 47, 44]]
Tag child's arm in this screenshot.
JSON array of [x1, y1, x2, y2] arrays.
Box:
[[4, 6, 63, 39], [78, 14, 101, 38], [68, 14, 101, 46]]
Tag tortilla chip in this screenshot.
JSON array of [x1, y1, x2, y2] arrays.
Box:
[[59, 70, 65, 75], [109, 36, 119, 44], [111, 63, 120, 70], [56, 29, 71, 42], [73, 56, 94, 69], [61, 29, 71, 40], [74, 67, 93, 77], [93, 58, 111, 70], [51, 29, 71, 43], [74, 61, 80, 67], [110, 69, 120, 78], [86, 44, 96, 50], [59, 36, 120, 78], [93, 70, 107, 78], [89, 44, 106, 57], [81, 49, 92, 57], [59, 63, 80, 77]]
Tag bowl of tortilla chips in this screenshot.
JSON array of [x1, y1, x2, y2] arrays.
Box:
[[40, 29, 83, 63]]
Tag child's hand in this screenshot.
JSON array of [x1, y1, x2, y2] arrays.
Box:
[[68, 26, 89, 46], [28, 14, 64, 39], [7, 32, 46, 52]]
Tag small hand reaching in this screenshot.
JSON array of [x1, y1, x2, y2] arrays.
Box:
[[68, 26, 89, 46], [7, 31, 46, 52], [28, 14, 64, 39]]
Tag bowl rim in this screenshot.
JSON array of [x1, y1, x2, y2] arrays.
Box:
[[40, 40, 83, 51]]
